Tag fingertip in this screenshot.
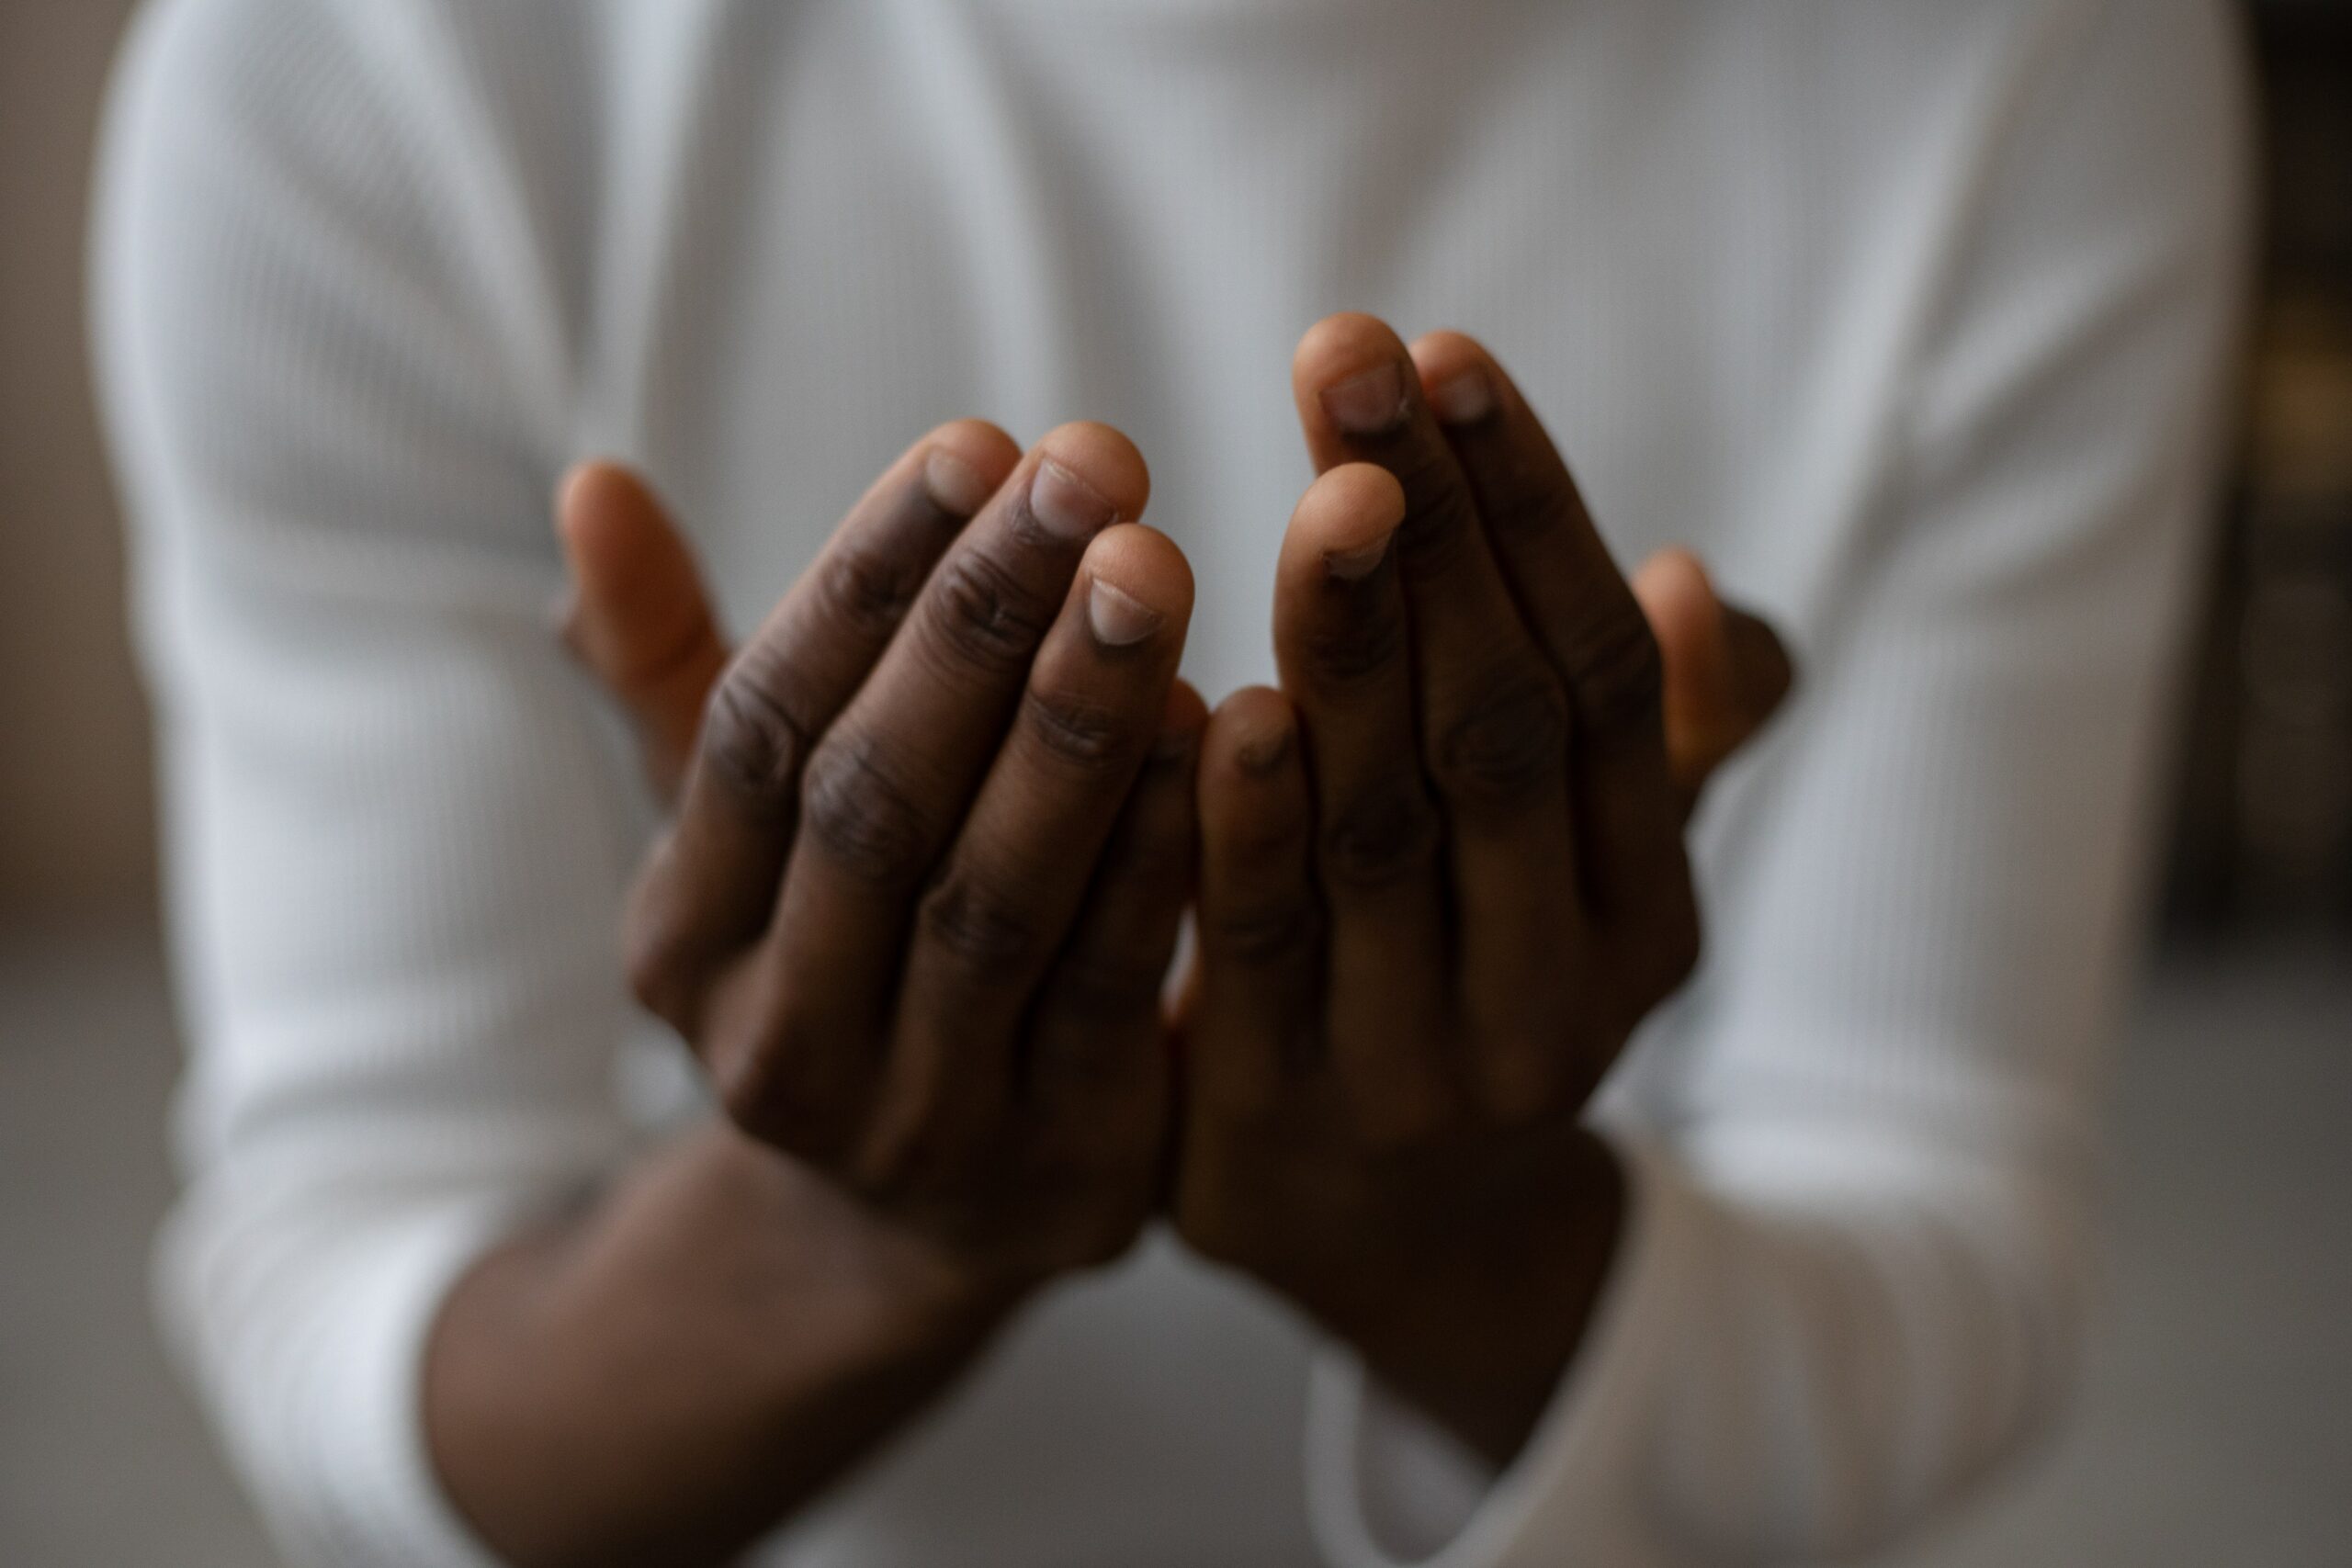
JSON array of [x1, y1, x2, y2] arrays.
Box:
[[1204, 685, 1300, 782], [1082, 522, 1195, 641], [555, 462, 680, 590], [554, 460, 627, 550], [1035, 422, 1152, 529], [1632, 547, 1726, 663], [1295, 314, 1418, 438], [1284, 464, 1408, 579], [1408, 332, 1500, 427], [922, 419, 1023, 517], [1294, 311, 1409, 390]]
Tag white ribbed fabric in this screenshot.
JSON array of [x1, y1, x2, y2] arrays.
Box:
[[92, 2, 2250, 1564]]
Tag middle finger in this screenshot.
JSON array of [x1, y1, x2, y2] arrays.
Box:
[[1293, 315, 1584, 1116]]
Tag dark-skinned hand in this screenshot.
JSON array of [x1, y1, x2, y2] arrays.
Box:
[[576, 419, 1204, 1307], [1174, 315, 1788, 1465]]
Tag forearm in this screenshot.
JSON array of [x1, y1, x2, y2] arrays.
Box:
[[424, 1127, 1013, 1568]]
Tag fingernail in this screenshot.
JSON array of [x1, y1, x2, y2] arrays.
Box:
[[1320, 363, 1409, 435], [1430, 367, 1496, 426], [1323, 534, 1393, 581], [1236, 725, 1295, 777], [1032, 459, 1117, 541], [924, 447, 994, 517], [1087, 576, 1162, 647]]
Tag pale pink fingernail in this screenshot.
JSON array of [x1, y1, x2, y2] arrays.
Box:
[[1320, 363, 1409, 435], [1032, 459, 1117, 541], [924, 447, 994, 517], [1324, 535, 1393, 581], [1087, 576, 1163, 647], [1430, 367, 1496, 426]]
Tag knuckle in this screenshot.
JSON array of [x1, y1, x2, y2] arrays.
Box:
[[817, 541, 926, 639], [1320, 778, 1440, 892], [714, 998, 865, 1163], [920, 862, 1048, 975], [1431, 670, 1570, 808], [926, 548, 1053, 677], [699, 657, 815, 809], [1022, 685, 1139, 778], [1564, 602, 1666, 737], [798, 732, 935, 886], [1206, 897, 1324, 969]]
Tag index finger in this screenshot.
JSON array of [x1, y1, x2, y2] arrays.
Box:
[[1408, 331, 1688, 935], [624, 422, 1021, 1032]]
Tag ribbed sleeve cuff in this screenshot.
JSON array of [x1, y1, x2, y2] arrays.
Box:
[[164, 1189, 537, 1568], [311, 1198, 526, 1568], [1305, 1134, 1705, 1568]]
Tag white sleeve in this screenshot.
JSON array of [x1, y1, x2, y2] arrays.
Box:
[[95, 3, 639, 1562], [1307, 3, 2252, 1563]]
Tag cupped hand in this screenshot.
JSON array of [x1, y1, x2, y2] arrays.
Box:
[[1172, 315, 1791, 1464], [563, 422, 1203, 1307]]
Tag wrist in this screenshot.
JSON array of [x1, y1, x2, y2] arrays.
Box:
[[673, 1129, 1023, 1370], [1342, 1129, 1627, 1469]]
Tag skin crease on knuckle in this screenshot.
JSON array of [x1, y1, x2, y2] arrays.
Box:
[[1206, 896, 1322, 970], [1020, 684, 1144, 778], [917, 860, 1049, 976], [817, 537, 929, 641], [923, 547, 1057, 681], [1431, 668, 1571, 811], [1319, 774, 1442, 893], [797, 729, 938, 888], [698, 658, 817, 811]]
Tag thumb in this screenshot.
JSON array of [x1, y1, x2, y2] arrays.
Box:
[[555, 462, 732, 803], [1631, 547, 1794, 818]]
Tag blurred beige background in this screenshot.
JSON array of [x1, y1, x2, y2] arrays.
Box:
[[0, 0, 151, 927], [2, 6, 2345, 1567]]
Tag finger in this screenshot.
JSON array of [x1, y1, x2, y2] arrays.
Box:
[[1296, 315, 1583, 1117], [1024, 679, 1207, 1146], [870, 523, 1193, 1179], [1271, 464, 1454, 1142], [733, 428, 1148, 1145], [556, 464, 730, 802], [624, 423, 1019, 1033], [1189, 685, 1320, 1116], [1408, 333, 1690, 961], [1631, 548, 1795, 815]]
